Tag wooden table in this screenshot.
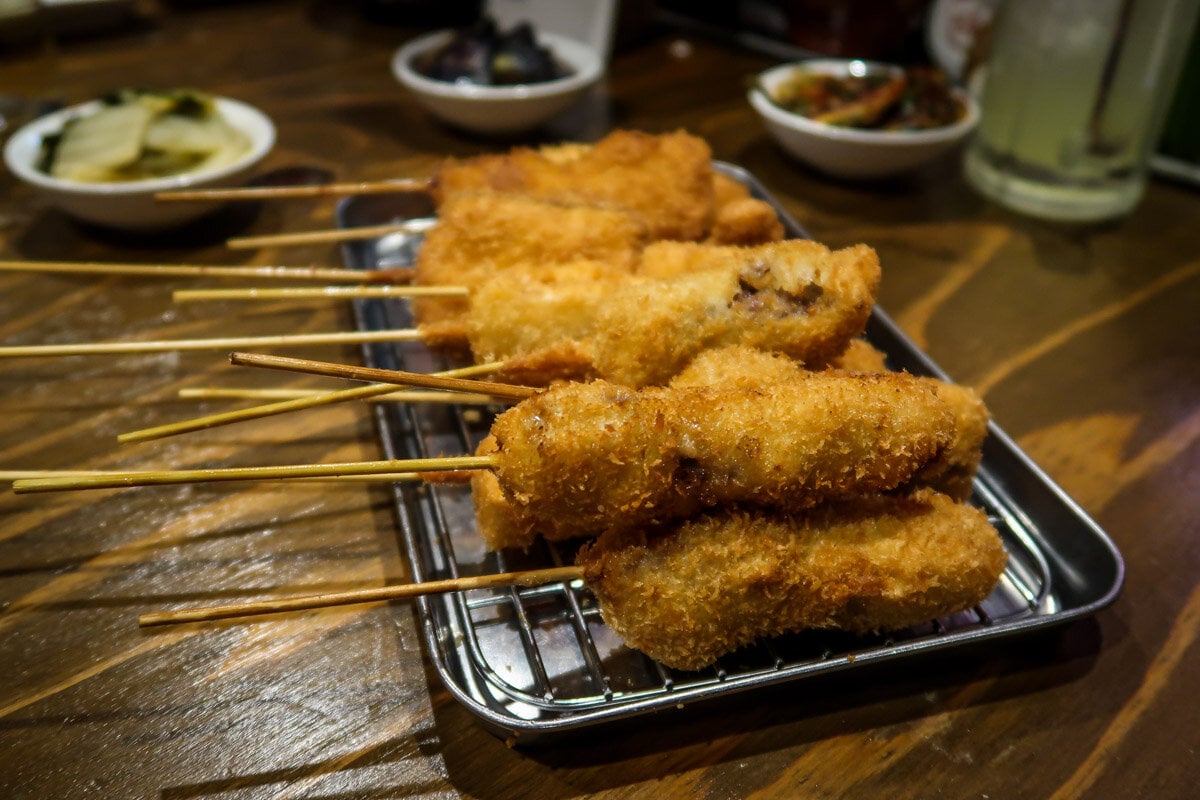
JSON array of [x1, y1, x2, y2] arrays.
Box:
[[1, 4, 1196, 798]]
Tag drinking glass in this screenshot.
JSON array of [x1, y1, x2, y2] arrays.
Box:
[[964, 0, 1199, 222]]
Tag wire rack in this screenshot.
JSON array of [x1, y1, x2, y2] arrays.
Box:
[[338, 166, 1123, 741]]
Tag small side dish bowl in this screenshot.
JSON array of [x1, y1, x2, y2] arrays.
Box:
[[749, 59, 979, 180], [392, 30, 602, 136], [3, 96, 275, 231]]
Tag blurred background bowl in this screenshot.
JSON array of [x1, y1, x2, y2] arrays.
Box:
[[3, 96, 275, 231], [749, 58, 978, 180], [392, 29, 603, 136]]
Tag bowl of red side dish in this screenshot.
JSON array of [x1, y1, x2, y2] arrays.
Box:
[[749, 58, 978, 179], [393, 18, 603, 136]]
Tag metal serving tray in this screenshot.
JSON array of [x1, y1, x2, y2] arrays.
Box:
[[337, 162, 1124, 744]]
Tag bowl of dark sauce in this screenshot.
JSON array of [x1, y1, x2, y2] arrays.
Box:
[[394, 18, 602, 135]]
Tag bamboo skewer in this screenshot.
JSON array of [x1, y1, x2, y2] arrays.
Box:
[[0, 329, 426, 358], [0, 259, 412, 284], [172, 285, 467, 302], [178, 387, 496, 404], [227, 221, 429, 250], [0, 470, 433, 484], [155, 178, 431, 203], [10, 455, 495, 494], [118, 361, 505, 444], [137, 565, 585, 627], [228, 352, 537, 401]]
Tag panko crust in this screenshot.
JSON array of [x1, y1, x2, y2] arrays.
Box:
[[458, 239, 880, 387], [579, 489, 1008, 670], [431, 129, 716, 242], [488, 374, 957, 540], [707, 197, 785, 245], [411, 192, 646, 333], [471, 435, 537, 550]]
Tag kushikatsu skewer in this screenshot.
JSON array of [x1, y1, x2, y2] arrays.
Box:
[[19, 371, 959, 542], [0, 259, 413, 283], [135, 489, 1007, 673], [173, 130, 719, 243]]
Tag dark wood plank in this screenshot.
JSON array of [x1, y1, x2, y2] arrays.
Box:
[[0, 3, 1196, 798]]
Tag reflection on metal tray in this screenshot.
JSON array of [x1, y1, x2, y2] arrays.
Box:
[[337, 162, 1124, 744]]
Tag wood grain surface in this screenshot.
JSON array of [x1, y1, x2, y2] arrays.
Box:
[[1, 3, 1196, 798]]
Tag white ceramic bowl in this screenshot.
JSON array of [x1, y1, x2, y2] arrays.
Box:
[[749, 59, 979, 180], [3, 96, 275, 231], [392, 30, 602, 135]]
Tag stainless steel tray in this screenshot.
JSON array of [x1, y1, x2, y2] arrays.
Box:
[[337, 162, 1124, 744]]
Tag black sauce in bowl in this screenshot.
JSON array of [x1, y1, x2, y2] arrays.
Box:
[[413, 17, 572, 86]]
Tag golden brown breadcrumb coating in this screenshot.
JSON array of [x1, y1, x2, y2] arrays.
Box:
[[669, 345, 804, 388], [578, 489, 1008, 670], [488, 374, 956, 541], [411, 192, 646, 333], [707, 197, 786, 245], [431, 129, 717, 242], [486, 240, 880, 386], [471, 435, 531, 552], [673, 343, 985, 500], [834, 337, 890, 372], [915, 381, 989, 500]]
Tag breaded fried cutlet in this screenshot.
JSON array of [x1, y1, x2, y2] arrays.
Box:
[[579, 489, 1008, 670]]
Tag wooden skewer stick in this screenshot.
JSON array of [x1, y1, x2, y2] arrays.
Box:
[[178, 387, 497, 404], [0, 329, 426, 359], [155, 178, 431, 203], [10, 455, 495, 494], [0, 470, 430, 484], [138, 565, 584, 627], [0, 259, 412, 284], [228, 221, 429, 250], [119, 361, 504, 444], [229, 351, 537, 401], [173, 285, 468, 302]]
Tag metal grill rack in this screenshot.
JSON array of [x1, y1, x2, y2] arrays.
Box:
[[338, 166, 1123, 742]]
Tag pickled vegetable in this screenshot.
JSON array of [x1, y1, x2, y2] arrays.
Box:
[[768, 66, 965, 131], [39, 89, 251, 182]]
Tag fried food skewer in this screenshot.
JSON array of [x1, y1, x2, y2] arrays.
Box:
[[136, 489, 1006, 672], [3, 239, 847, 362], [20, 372, 954, 518]]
